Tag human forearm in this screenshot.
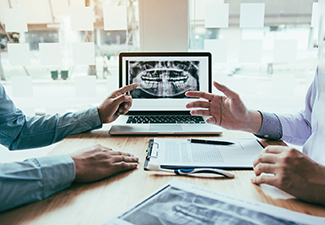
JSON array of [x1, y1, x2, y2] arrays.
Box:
[[293, 163, 325, 205], [239, 109, 262, 134], [5, 107, 102, 150], [0, 154, 75, 212]]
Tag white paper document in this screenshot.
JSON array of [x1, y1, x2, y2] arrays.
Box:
[[11, 76, 33, 97], [8, 43, 31, 65], [3, 8, 28, 32], [239, 40, 263, 63], [273, 40, 297, 63], [105, 179, 325, 225], [103, 5, 127, 31], [311, 2, 319, 28], [69, 7, 94, 31], [39, 43, 63, 66], [205, 3, 229, 28], [148, 138, 264, 169], [204, 39, 228, 63], [240, 3, 265, 28], [72, 42, 95, 65], [74, 75, 97, 98]]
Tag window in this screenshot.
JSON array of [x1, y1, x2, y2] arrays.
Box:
[[0, 0, 139, 115], [189, 0, 319, 114], [0, 0, 322, 116]]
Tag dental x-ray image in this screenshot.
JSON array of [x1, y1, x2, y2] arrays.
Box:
[[128, 60, 200, 98], [120, 186, 303, 225]]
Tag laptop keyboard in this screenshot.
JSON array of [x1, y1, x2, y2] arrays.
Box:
[[126, 115, 205, 124]]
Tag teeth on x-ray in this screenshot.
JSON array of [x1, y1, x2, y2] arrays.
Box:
[[173, 81, 186, 90], [168, 76, 188, 82], [129, 60, 199, 98]]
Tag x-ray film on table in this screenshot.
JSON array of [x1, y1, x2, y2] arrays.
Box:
[[105, 179, 325, 225]]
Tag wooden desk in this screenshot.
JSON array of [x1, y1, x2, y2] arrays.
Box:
[[1, 129, 325, 224]]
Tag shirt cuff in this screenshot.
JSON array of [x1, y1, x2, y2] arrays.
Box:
[[35, 154, 75, 199], [254, 111, 283, 140], [73, 107, 102, 133]]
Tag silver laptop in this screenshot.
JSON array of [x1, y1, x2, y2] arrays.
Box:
[[109, 52, 223, 135]]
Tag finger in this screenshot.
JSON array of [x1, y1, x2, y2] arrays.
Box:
[[186, 101, 210, 109], [253, 153, 278, 167], [111, 151, 139, 157], [111, 83, 138, 98], [206, 117, 216, 125], [185, 91, 215, 101], [118, 108, 128, 115], [251, 174, 277, 187], [263, 146, 287, 154], [123, 99, 132, 108], [113, 162, 139, 172], [213, 81, 238, 99], [190, 109, 211, 117], [253, 163, 276, 176], [118, 101, 132, 115], [109, 151, 133, 157], [112, 155, 139, 163], [113, 94, 132, 107]]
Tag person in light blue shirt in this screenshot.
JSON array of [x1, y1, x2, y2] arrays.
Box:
[[0, 83, 139, 212], [186, 67, 325, 205]]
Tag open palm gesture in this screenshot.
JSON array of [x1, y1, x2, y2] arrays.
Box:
[[186, 81, 261, 133]]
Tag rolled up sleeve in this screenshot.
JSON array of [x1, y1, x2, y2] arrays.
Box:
[[254, 111, 283, 140]]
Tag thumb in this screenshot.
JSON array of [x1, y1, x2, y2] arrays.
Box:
[[113, 94, 132, 106], [206, 117, 217, 125]]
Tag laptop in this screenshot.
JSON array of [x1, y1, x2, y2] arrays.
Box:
[[109, 52, 223, 135]]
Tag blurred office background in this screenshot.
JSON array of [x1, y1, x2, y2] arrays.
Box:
[[0, 0, 323, 119]]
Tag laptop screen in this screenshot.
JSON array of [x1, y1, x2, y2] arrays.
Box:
[[119, 52, 211, 111]]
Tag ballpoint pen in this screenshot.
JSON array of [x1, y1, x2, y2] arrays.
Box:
[[189, 139, 235, 146], [147, 162, 235, 178]]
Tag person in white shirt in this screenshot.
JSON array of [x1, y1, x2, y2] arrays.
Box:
[[186, 67, 325, 205]]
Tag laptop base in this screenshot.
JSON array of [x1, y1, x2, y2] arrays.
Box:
[[109, 124, 222, 136]]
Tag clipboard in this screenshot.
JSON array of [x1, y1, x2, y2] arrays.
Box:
[[144, 139, 155, 170], [144, 138, 264, 170]]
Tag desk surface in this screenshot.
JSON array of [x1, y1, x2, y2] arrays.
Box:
[[1, 129, 325, 224]]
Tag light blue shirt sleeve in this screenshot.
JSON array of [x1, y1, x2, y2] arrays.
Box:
[[0, 83, 102, 150], [275, 74, 315, 145], [0, 154, 75, 212], [254, 70, 316, 144], [255, 102, 312, 143], [0, 83, 102, 211]]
